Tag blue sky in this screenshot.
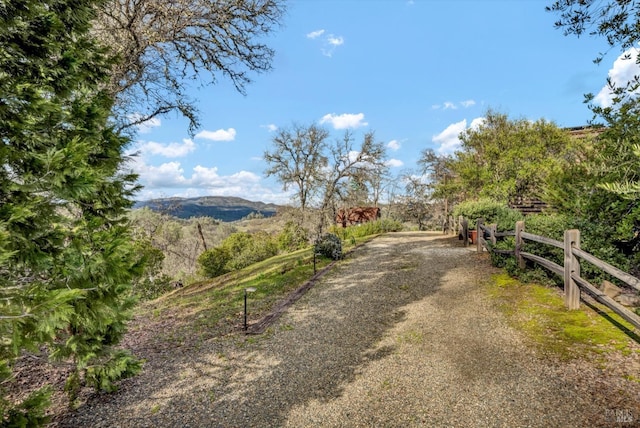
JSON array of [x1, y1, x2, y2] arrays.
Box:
[[127, 0, 631, 204]]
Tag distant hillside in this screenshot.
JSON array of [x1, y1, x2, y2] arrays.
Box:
[[133, 196, 281, 221]]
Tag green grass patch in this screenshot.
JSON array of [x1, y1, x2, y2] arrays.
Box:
[[397, 330, 424, 345], [487, 273, 639, 360], [134, 234, 380, 346]]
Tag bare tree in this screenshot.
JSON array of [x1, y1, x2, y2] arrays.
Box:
[[264, 124, 329, 213], [93, 0, 286, 133], [367, 166, 392, 207], [317, 131, 387, 234], [400, 171, 432, 231], [263, 125, 386, 233], [418, 148, 455, 229]]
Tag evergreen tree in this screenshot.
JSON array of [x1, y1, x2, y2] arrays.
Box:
[[0, 0, 142, 423]]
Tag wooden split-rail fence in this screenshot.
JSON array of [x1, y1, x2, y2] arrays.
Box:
[[458, 216, 640, 331]]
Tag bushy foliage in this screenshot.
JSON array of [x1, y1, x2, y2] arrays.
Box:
[[221, 232, 254, 257], [489, 213, 632, 288], [128, 208, 237, 280], [542, 99, 640, 277], [198, 231, 279, 277], [444, 110, 578, 202], [129, 239, 174, 300], [332, 218, 403, 240], [224, 231, 279, 271], [315, 234, 343, 260], [453, 198, 523, 231], [242, 211, 265, 220], [277, 221, 310, 252], [527, 214, 628, 278], [198, 247, 232, 278], [0, 385, 52, 427], [0, 0, 143, 421]]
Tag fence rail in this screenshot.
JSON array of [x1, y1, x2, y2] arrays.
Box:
[[470, 218, 640, 331]]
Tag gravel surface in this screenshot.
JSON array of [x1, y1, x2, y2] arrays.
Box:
[[55, 232, 639, 427]]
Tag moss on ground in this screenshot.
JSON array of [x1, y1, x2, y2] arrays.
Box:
[[487, 273, 639, 360]]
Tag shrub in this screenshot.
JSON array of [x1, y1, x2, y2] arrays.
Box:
[[524, 213, 571, 242], [277, 221, 310, 252], [200, 231, 280, 274], [133, 274, 175, 300], [131, 240, 176, 300], [521, 213, 570, 274], [226, 231, 278, 271], [198, 247, 231, 278], [242, 211, 265, 220], [331, 218, 403, 240], [453, 198, 523, 231], [221, 232, 254, 255], [492, 213, 631, 288], [315, 233, 343, 260]]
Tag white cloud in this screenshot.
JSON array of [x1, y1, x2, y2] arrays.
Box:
[[433, 99, 476, 110], [469, 117, 485, 129], [327, 35, 344, 46], [195, 128, 237, 141], [594, 48, 640, 108], [134, 161, 188, 187], [321, 36, 344, 57], [262, 124, 278, 132], [386, 158, 404, 168], [306, 29, 325, 39], [308, 30, 345, 57], [319, 112, 368, 129], [387, 140, 401, 151], [130, 159, 263, 189], [139, 138, 196, 158], [433, 119, 468, 154], [191, 166, 261, 188], [433, 117, 485, 154]]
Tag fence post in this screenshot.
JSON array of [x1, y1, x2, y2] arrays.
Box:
[[564, 229, 581, 310], [476, 218, 484, 252], [489, 223, 497, 245], [515, 221, 525, 270], [462, 218, 469, 247]]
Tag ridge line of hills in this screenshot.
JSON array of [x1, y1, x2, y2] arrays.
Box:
[[133, 196, 282, 222]]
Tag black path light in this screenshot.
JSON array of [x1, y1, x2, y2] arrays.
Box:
[[244, 287, 257, 332]]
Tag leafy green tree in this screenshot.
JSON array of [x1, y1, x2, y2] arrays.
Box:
[[446, 110, 576, 203], [0, 0, 142, 421], [547, 1, 640, 63], [130, 239, 173, 300], [548, 1, 640, 273]]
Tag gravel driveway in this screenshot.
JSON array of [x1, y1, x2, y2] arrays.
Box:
[[57, 232, 638, 427]]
